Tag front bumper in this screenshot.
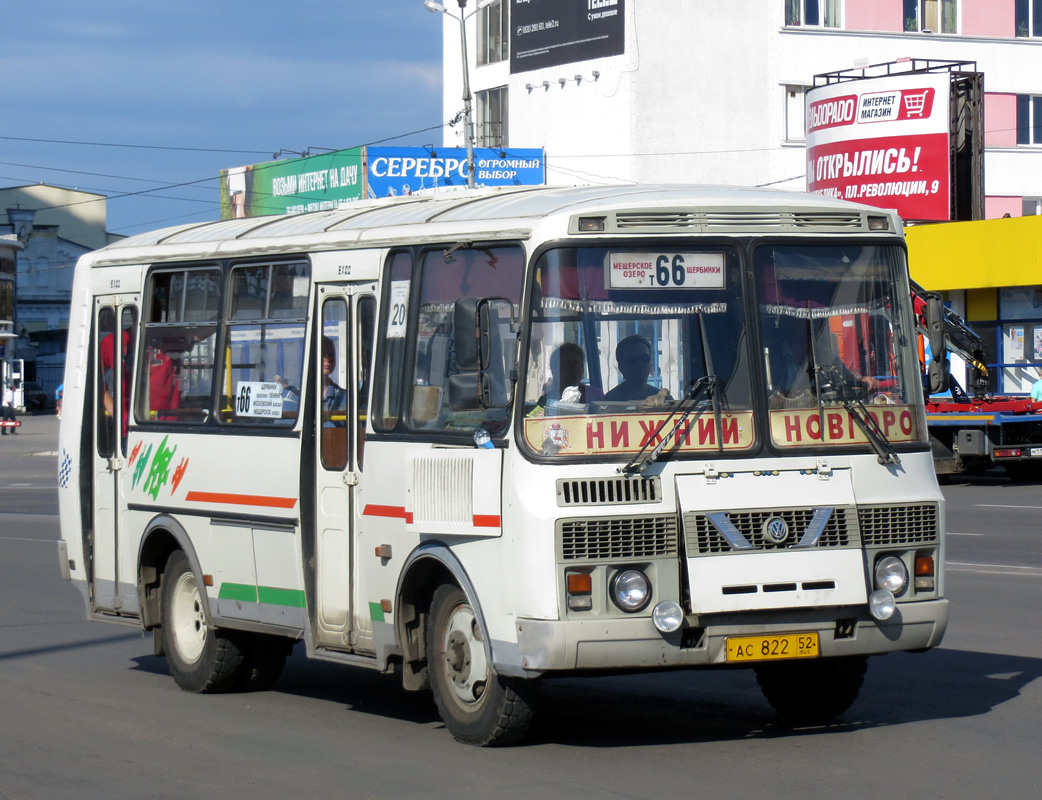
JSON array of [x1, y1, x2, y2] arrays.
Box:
[[514, 599, 948, 673]]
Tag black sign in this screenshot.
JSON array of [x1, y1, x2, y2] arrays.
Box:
[[510, 0, 625, 74]]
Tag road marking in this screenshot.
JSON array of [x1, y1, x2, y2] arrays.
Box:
[[947, 560, 1042, 577], [946, 532, 984, 537], [0, 536, 59, 543], [975, 503, 1042, 510]]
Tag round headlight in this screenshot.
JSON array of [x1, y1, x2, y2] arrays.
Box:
[[610, 569, 651, 612], [874, 555, 909, 594], [652, 600, 684, 633], [869, 588, 896, 621]]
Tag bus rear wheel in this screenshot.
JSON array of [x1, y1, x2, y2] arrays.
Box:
[[161, 550, 246, 693], [427, 584, 535, 746], [754, 655, 868, 724]]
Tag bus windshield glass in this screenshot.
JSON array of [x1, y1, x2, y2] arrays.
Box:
[[522, 245, 753, 458], [757, 243, 926, 451]]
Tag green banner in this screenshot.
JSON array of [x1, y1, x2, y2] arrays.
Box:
[[220, 148, 364, 219]]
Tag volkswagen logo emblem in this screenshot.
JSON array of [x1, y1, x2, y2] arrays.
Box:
[[763, 516, 790, 544]]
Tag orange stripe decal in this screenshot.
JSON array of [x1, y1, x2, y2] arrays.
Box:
[[363, 504, 414, 523], [184, 491, 297, 509]]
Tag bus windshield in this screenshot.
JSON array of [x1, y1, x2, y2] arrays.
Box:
[[757, 243, 926, 452], [522, 245, 753, 458]]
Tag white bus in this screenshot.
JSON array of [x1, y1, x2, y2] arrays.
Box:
[[58, 185, 946, 745]]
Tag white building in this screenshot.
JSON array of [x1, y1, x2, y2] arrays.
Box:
[[0, 185, 122, 394], [435, 0, 1042, 218]]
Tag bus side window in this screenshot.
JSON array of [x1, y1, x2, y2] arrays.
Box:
[[321, 298, 349, 470], [357, 295, 376, 470], [372, 251, 412, 431]]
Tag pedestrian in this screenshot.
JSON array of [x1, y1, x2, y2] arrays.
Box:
[[1031, 374, 1042, 402], [56, 383, 64, 419], [2, 383, 17, 434]]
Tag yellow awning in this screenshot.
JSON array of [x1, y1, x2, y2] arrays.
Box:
[[906, 215, 1042, 292]]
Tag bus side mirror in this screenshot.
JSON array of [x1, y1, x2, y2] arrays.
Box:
[[447, 372, 494, 410], [454, 298, 491, 372], [924, 293, 950, 393]]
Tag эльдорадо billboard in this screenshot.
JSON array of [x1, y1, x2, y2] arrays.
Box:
[[805, 71, 951, 221]]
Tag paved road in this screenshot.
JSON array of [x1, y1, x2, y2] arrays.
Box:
[[2, 416, 1040, 799]]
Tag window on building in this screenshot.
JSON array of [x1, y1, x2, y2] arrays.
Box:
[[476, 86, 507, 147], [1024, 198, 1042, 215], [477, 0, 508, 66], [905, 0, 957, 33], [784, 85, 809, 141], [785, 0, 840, 27], [1016, 95, 1042, 145], [1016, 0, 1042, 37]]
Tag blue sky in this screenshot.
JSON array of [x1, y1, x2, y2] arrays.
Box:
[[1, 1, 443, 235]]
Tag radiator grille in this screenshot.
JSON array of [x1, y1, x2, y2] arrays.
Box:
[[684, 508, 854, 555], [559, 515, 679, 561], [557, 477, 661, 506], [412, 457, 472, 525], [859, 504, 939, 546]]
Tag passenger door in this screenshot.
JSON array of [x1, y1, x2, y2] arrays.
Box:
[[313, 287, 376, 650], [90, 298, 139, 614]]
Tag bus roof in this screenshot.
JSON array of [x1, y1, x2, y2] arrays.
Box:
[[90, 184, 899, 267]]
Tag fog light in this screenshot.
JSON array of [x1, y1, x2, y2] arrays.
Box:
[[869, 588, 896, 620], [652, 601, 684, 633], [874, 555, 908, 595], [610, 569, 651, 612]]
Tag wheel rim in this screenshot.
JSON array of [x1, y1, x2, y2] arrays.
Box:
[[169, 570, 207, 664], [438, 600, 490, 709]]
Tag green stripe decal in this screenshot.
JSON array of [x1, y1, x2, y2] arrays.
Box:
[[369, 601, 385, 623], [219, 582, 258, 603], [219, 583, 306, 608], [258, 586, 307, 608]]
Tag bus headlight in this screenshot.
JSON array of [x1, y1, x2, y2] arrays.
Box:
[[874, 556, 908, 595], [652, 601, 684, 633], [610, 569, 651, 612], [869, 589, 896, 620]]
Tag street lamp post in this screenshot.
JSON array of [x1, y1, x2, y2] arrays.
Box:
[[425, 0, 494, 189]]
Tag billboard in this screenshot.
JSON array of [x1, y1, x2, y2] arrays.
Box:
[[220, 149, 364, 219], [366, 147, 544, 198], [806, 71, 952, 221], [510, 0, 625, 74]]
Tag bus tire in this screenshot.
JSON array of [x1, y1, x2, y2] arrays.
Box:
[[427, 584, 535, 746], [237, 635, 292, 692], [754, 655, 867, 724], [161, 550, 245, 693]]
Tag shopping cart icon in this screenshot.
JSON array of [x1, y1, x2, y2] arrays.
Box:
[[904, 91, 929, 117]]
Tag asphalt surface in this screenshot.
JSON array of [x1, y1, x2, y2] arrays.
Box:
[[2, 414, 1040, 799]]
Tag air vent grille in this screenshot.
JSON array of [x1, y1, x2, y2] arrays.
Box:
[[559, 515, 679, 561], [859, 504, 939, 546], [557, 476, 661, 506]]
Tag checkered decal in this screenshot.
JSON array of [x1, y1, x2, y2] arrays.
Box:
[[59, 450, 72, 490]]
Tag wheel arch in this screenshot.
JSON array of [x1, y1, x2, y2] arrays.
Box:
[[394, 542, 490, 692], [137, 514, 206, 631]]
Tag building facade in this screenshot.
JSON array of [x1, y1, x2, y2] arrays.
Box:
[[0, 185, 121, 395], [436, 0, 1042, 392]]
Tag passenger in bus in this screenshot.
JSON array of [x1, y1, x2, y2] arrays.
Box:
[[100, 329, 132, 439], [603, 335, 666, 403], [322, 335, 347, 426], [538, 342, 601, 407]]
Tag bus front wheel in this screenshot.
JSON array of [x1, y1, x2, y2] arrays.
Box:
[[754, 655, 868, 724], [161, 550, 246, 693], [426, 584, 535, 746]]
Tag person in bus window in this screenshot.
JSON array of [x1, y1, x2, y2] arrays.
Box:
[[603, 335, 665, 402], [322, 336, 347, 426], [538, 342, 598, 407]]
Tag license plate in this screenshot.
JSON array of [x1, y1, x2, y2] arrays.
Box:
[[726, 632, 819, 663], [1031, 448, 1042, 457]]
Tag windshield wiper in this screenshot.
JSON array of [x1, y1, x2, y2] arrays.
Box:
[[814, 364, 900, 466], [619, 375, 718, 475]]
